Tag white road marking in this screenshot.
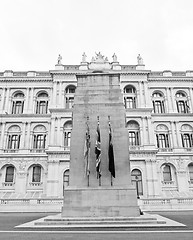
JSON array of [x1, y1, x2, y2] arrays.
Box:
[[0, 230, 192, 234]]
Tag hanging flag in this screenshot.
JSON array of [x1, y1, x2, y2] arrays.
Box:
[[84, 121, 91, 176], [95, 119, 101, 179], [108, 119, 115, 178]]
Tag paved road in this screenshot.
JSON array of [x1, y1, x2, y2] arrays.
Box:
[[0, 211, 193, 240]]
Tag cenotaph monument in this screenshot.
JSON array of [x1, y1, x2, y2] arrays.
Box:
[[61, 53, 140, 217]]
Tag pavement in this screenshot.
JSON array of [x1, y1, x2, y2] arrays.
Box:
[[0, 211, 193, 239]]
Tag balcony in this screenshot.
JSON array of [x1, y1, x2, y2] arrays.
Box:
[[1, 182, 15, 189], [29, 182, 43, 187], [129, 145, 141, 151], [161, 181, 178, 191], [30, 149, 45, 153], [4, 149, 19, 153], [158, 148, 173, 152]]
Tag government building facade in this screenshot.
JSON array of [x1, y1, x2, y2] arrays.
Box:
[[0, 53, 193, 210]]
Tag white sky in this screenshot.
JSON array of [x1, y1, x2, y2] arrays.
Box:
[[0, 0, 193, 71]]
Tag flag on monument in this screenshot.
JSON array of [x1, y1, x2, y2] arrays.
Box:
[[108, 121, 115, 178], [95, 121, 101, 179], [84, 122, 91, 176]]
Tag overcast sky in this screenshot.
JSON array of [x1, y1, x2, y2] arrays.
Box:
[[0, 0, 193, 71]]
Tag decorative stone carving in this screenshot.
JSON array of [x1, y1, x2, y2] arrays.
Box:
[[19, 161, 26, 171]]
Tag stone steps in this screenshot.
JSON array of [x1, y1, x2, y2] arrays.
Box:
[[34, 215, 166, 226]]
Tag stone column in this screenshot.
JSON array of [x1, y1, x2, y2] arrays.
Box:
[[50, 117, 55, 145], [175, 121, 182, 148], [26, 122, 31, 150], [169, 129, 173, 149], [29, 88, 34, 113], [145, 160, 154, 197], [0, 88, 6, 112], [46, 160, 59, 196], [0, 122, 6, 149], [171, 121, 177, 148], [143, 82, 149, 107], [139, 126, 144, 146], [188, 88, 193, 112], [59, 82, 62, 107], [5, 88, 10, 113], [52, 82, 57, 106], [147, 116, 154, 145], [57, 117, 61, 146], [151, 159, 160, 197], [170, 88, 176, 113], [138, 81, 143, 107], [24, 88, 29, 113], [21, 122, 26, 150], [142, 117, 147, 145], [166, 87, 172, 113]]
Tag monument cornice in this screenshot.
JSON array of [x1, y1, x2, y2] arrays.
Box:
[[148, 77, 193, 82], [0, 77, 52, 82]]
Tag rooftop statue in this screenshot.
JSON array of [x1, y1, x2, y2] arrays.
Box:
[[112, 53, 118, 62], [137, 54, 143, 65], [57, 54, 62, 65], [91, 52, 108, 63], [82, 52, 87, 62]]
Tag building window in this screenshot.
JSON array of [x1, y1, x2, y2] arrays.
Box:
[[156, 124, 170, 149], [65, 85, 76, 109], [7, 125, 21, 150], [152, 92, 165, 113], [127, 121, 140, 146], [131, 169, 143, 197], [63, 169, 70, 189], [5, 166, 14, 182], [32, 125, 47, 150], [163, 164, 172, 182], [188, 164, 193, 184], [63, 121, 72, 149], [156, 134, 170, 148], [176, 91, 190, 113], [11, 92, 25, 114], [124, 85, 137, 109], [36, 92, 49, 114], [181, 124, 193, 148], [32, 165, 41, 182]]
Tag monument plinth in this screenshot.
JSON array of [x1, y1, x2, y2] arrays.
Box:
[[62, 72, 140, 217]]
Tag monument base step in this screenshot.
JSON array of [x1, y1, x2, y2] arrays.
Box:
[[15, 213, 186, 229]]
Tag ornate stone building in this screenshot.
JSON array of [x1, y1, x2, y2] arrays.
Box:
[[0, 53, 193, 209]]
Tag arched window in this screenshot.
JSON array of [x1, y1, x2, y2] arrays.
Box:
[[181, 124, 193, 148], [163, 164, 172, 182], [156, 124, 170, 150], [36, 92, 49, 114], [7, 125, 21, 150], [152, 91, 165, 113], [32, 125, 47, 151], [123, 85, 136, 109], [11, 92, 25, 114], [63, 169, 70, 189], [32, 165, 41, 182], [63, 121, 72, 149], [131, 169, 143, 197], [65, 85, 76, 109], [127, 120, 140, 146], [175, 91, 190, 113], [188, 163, 193, 184], [28, 164, 43, 187], [5, 165, 14, 183]]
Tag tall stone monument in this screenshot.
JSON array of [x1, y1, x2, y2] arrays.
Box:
[[62, 54, 139, 218]]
